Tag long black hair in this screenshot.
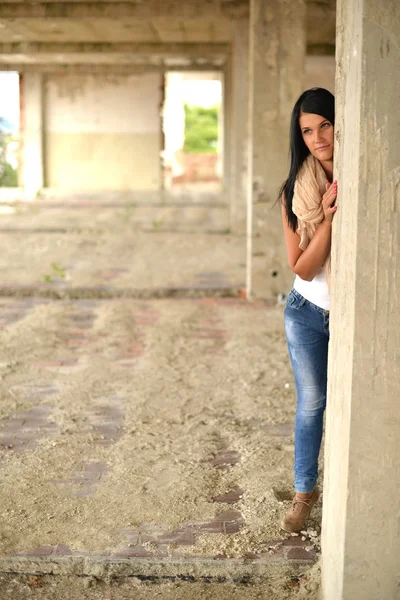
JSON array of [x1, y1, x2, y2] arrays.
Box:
[[278, 88, 335, 232]]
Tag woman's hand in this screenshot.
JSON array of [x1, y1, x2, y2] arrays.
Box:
[[322, 180, 338, 222]]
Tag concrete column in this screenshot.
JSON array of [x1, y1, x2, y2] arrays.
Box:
[[230, 18, 249, 231], [222, 61, 232, 198], [216, 74, 224, 183], [20, 72, 44, 196], [250, 0, 306, 204], [248, 0, 306, 298], [322, 1, 400, 599]]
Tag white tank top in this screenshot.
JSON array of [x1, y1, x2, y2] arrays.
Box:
[[293, 269, 330, 311]]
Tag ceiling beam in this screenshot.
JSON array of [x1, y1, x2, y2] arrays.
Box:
[[0, 42, 231, 55], [0, 1, 249, 20], [0, 63, 225, 74], [0, 54, 228, 65]]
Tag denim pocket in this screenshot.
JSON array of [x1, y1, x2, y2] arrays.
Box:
[[286, 290, 306, 311]]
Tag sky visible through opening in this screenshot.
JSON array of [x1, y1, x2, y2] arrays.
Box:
[[0, 72, 19, 131]]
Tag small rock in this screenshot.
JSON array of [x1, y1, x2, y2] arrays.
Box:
[[301, 536, 306, 541], [308, 529, 318, 537], [83, 578, 94, 589], [290, 532, 299, 537], [306, 581, 319, 592]]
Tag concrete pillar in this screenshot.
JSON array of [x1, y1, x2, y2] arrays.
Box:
[[230, 18, 249, 231], [216, 74, 224, 183], [250, 0, 306, 204], [247, 0, 306, 298], [322, 1, 400, 599], [20, 73, 44, 196], [222, 61, 232, 198]]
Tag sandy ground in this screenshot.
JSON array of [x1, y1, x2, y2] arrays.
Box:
[[0, 192, 291, 299], [0, 297, 323, 598], [0, 192, 322, 599]]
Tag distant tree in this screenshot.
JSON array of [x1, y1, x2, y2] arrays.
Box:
[[0, 161, 18, 187], [183, 104, 219, 153]]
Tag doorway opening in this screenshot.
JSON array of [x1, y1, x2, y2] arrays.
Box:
[[0, 72, 20, 188], [162, 71, 223, 194]]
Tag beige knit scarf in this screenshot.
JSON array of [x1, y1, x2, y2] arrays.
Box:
[[292, 154, 331, 289]]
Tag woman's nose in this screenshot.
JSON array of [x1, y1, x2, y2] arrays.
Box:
[[314, 131, 323, 143]]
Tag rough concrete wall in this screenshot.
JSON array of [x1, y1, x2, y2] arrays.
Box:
[[250, 0, 306, 205], [304, 55, 335, 92], [322, 1, 400, 598], [44, 74, 161, 190]]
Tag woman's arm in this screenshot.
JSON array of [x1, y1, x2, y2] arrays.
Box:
[[281, 182, 337, 282]]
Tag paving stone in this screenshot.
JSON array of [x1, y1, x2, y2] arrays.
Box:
[[280, 536, 309, 547], [14, 546, 54, 557], [85, 461, 110, 473], [113, 546, 152, 558], [212, 450, 241, 469], [99, 269, 129, 281], [286, 546, 316, 561], [214, 509, 243, 523], [157, 529, 197, 546], [49, 461, 110, 496], [0, 406, 58, 457], [195, 521, 224, 533], [9, 383, 59, 398], [53, 545, 73, 556], [212, 486, 244, 504], [223, 521, 242, 534]]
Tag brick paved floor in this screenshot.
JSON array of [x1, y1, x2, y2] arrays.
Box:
[[0, 296, 320, 586]]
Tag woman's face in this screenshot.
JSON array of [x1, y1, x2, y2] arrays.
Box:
[[299, 111, 334, 161]]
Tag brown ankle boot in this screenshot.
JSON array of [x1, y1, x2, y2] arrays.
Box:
[[280, 488, 320, 533]]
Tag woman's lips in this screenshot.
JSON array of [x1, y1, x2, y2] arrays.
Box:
[[316, 145, 329, 150]]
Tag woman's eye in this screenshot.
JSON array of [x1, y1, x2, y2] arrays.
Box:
[[303, 129, 311, 134], [321, 122, 329, 128]]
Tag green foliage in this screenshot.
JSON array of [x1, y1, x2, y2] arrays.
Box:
[[42, 263, 66, 284], [0, 161, 18, 187], [0, 125, 18, 187], [152, 219, 163, 230], [118, 200, 137, 223], [183, 104, 219, 153]]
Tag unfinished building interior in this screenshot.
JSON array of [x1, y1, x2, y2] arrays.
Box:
[[0, 0, 336, 300], [0, 1, 398, 599]]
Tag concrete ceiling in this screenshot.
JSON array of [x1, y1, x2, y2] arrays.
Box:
[[0, 17, 234, 44], [0, 1, 336, 69]]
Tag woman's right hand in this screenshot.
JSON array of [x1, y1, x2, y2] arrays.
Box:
[[322, 180, 338, 222]]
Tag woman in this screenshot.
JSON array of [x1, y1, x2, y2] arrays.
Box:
[[279, 88, 337, 533]]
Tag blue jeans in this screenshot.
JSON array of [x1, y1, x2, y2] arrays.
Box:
[[284, 288, 330, 493]]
